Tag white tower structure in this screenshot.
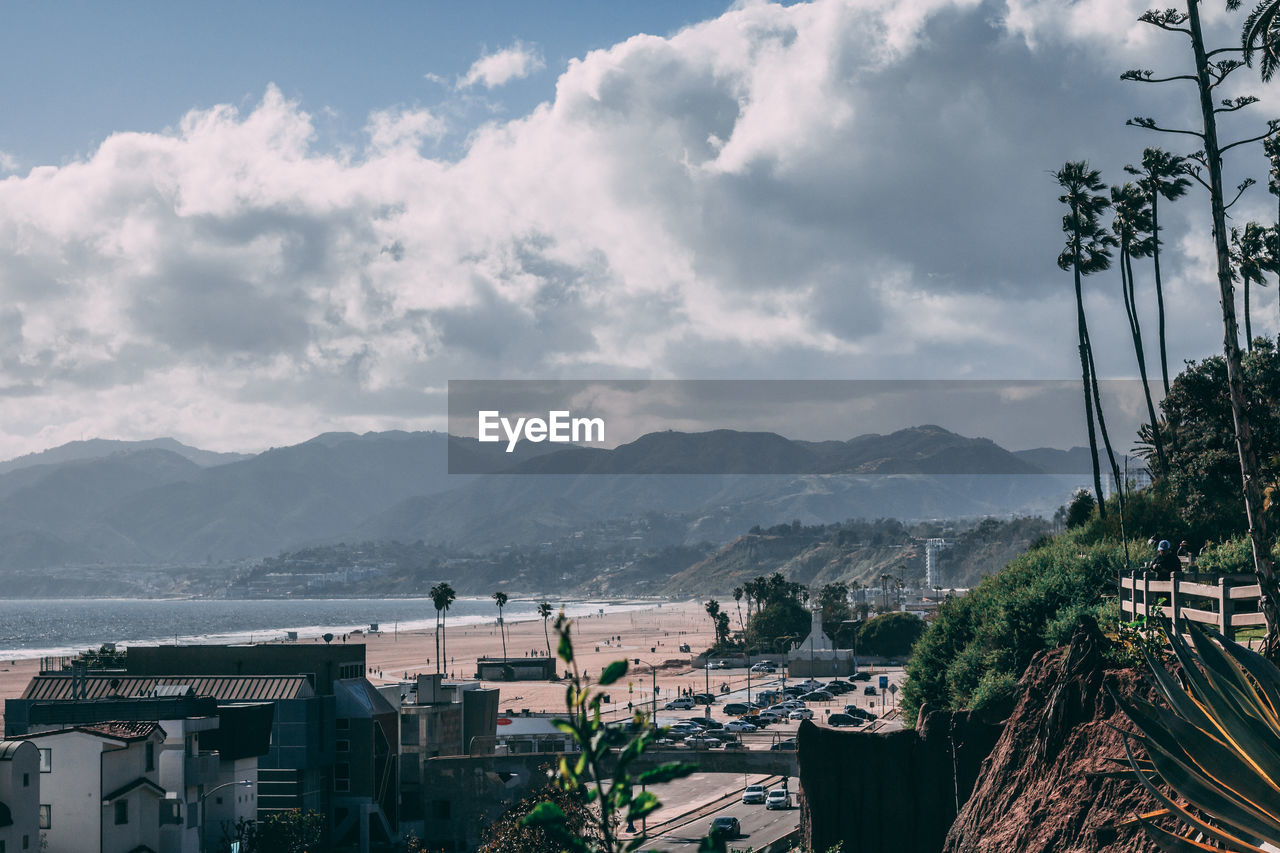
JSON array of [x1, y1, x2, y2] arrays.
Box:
[[925, 538, 950, 589]]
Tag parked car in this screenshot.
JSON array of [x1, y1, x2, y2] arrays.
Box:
[[770, 738, 797, 751], [757, 711, 785, 724], [723, 720, 757, 732], [750, 663, 776, 673], [825, 681, 853, 694], [799, 679, 823, 690], [664, 698, 695, 710], [766, 789, 792, 810], [687, 716, 719, 728], [864, 685, 878, 696], [800, 690, 834, 702], [827, 713, 860, 727], [693, 693, 718, 705], [721, 738, 745, 750], [655, 737, 678, 746], [685, 735, 721, 748], [741, 715, 769, 727], [710, 816, 741, 838], [852, 672, 871, 681], [708, 661, 727, 670], [757, 690, 782, 705], [742, 784, 767, 805], [783, 685, 807, 697], [723, 702, 753, 716], [788, 708, 814, 721]]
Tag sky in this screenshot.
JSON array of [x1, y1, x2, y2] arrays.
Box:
[[0, 0, 1277, 458]]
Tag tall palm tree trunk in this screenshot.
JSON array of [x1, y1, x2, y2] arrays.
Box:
[[1188, 0, 1280, 653], [1152, 196, 1174, 396], [435, 610, 441, 676], [1123, 248, 1168, 472], [1246, 276, 1254, 351], [1074, 265, 1107, 517], [1085, 332, 1124, 509]]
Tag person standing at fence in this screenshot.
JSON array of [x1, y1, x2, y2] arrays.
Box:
[[1150, 539, 1181, 580]]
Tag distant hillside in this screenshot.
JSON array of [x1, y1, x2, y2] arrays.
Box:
[[0, 437, 249, 474]]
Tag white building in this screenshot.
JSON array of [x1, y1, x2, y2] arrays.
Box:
[[787, 608, 857, 677], [0, 740, 39, 853], [924, 538, 949, 589], [20, 722, 166, 853]]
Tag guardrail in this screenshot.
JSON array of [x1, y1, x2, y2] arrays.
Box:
[[1118, 569, 1265, 640]]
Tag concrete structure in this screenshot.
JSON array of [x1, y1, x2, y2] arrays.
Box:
[[396, 674, 499, 842], [787, 608, 857, 678], [924, 538, 949, 589], [0, 741, 39, 853], [474, 656, 556, 681], [19, 722, 166, 853]]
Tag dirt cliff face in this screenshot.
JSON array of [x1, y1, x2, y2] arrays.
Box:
[[942, 620, 1162, 853]]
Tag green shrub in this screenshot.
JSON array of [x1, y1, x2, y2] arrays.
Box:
[[855, 612, 925, 658], [900, 527, 1128, 725], [969, 669, 1019, 720]]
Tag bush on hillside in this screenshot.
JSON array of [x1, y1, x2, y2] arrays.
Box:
[[900, 529, 1126, 725], [745, 598, 810, 653], [855, 612, 925, 658]]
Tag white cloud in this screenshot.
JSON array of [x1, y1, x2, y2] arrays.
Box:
[[458, 40, 546, 90], [0, 0, 1263, 458]]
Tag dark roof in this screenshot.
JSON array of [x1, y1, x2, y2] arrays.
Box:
[[103, 777, 166, 802], [21, 675, 314, 702], [19, 721, 160, 743], [0, 741, 33, 762]]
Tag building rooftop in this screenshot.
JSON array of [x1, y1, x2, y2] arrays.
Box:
[[21, 674, 315, 702], [19, 720, 160, 743]]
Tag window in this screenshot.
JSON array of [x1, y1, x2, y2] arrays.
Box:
[[336, 739, 349, 753], [145, 742, 154, 771], [38, 749, 50, 773], [22, 836, 28, 850], [38, 805, 49, 830], [159, 801, 181, 826], [400, 714, 418, 746], [334, 762, 350, 793], [114, 800, 128, 826], [22, 773, 28, 787], [335, 718, 350, 731]]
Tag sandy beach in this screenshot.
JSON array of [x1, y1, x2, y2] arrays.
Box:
[[0, 599, 724, 719]]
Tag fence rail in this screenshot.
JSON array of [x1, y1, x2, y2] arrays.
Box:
[[1118, 570, 1265, 640]]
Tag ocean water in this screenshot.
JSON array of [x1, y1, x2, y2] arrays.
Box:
[[0, 597, 645, 660]]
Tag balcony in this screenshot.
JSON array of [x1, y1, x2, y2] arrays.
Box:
[[184, 750, 220, 784]]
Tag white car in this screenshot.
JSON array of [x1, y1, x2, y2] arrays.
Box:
[[664, 698, 695, 710], [788, 708, 814, 721], [742, 784, 767, 804], [723, 721, 757, 733], [758, 711, 785, 724], [766, 789, 791, 810]]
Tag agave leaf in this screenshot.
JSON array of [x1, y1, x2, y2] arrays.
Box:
[[1214, 630, 1280, 720], [1189, 625, 1280, 726], [1121, 737, 1269, 853], [1139, 818, 1256, 853], [1124, 702, 1280, 842]]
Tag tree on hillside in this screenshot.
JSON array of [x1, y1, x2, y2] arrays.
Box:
[[745, 598, 810, 654], [1145, 341, 1280, 543], [1127, 3, 1280, 652], [1231, 221, 1272, 350], [1112, 181, 1168, 474], [1065, 489, 1097, 529], [816, 582, 851, 639], [493, 590, 510, 667], [538, 601, 554, 660], [1056, 161, 1119, 517], [430, 581, 456, 676], [856, 612, 926, 658]]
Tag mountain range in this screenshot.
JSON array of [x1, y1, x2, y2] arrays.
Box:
[[0, 425, 1096, 575]]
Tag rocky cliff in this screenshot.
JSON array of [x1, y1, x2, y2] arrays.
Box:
[[942, 619, 1163, 853]]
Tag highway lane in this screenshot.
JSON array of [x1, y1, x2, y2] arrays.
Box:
[[643, 776, 800, 851]]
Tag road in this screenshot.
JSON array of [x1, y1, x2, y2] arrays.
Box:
[[641, 775, 801, 851]]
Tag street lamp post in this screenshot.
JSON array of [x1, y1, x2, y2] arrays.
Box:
[[632, 659, 659, 720], [199, 780, 253, 853]]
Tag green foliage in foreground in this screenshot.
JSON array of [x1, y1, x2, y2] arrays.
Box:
[[1114, 623, 1280, 852], [900, 526, 1127, 724]]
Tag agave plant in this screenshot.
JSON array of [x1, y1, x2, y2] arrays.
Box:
[[1113, 622, 1280, 851]]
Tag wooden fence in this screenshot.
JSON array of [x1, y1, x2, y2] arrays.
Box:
[[1117, 569, 1266, 640]]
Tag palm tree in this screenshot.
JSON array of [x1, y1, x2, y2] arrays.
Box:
[[537, 601, 554, 660], [732, 586, 745, 634], [1126, 147, 1191, 397], [1056, 161, 1118, 517], [1265, 136, 1280, 330], [704, 599, 721, 650], [1232, 222, 1272, 351], [429, 582, 456, 676], [1112, 181, 1167, 474], [492, 591, 509, 663], [1237, 0, 1280, 80]]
